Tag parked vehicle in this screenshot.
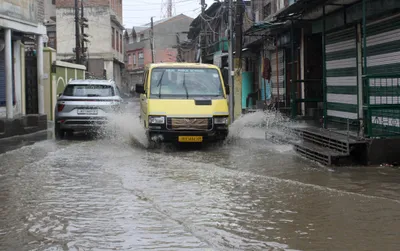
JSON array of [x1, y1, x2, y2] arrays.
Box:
[[135, 62, 230, 145], [54, 79, 124, 139]]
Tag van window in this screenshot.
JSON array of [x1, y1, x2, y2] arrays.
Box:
[[143, 69, 149, 91], [64, 85, 115, 97], [149, 68, 223, 98]]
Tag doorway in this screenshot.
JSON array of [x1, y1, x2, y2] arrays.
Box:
[[304, 33, 323, 118]]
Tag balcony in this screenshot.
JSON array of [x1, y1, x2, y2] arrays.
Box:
[[206, 38, 228, 56]]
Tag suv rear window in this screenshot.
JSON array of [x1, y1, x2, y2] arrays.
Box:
[[63, 85, 115, 97]]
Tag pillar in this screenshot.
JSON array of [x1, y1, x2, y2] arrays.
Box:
[[37, 35, 44, 115], [13, 40, 22, 115], [5, 29, 13, 119]]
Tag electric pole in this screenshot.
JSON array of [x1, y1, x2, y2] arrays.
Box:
[[228, 0, 234, 122], [150, 17, 155, 63], [79, 0, 89, 67], [176, 33, 181, 62], [233, 0, 244, 120], [74, 0, 80, 64], [200, 0, 206, 63]]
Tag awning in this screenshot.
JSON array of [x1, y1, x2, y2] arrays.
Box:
[[244, 21, 285, 36], [274, 0, 324, 21]]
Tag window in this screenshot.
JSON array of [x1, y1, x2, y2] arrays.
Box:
[[120, 33, 123, 53], [128, 54, 132, 64], [112, 27, 115, 49], [116, 31, 119, 52], [63, 85, 115, 97], [138, 52, 144, 59], [52, 0, 56, 4], [149, 68, 223, 98], [47, 31, 56, 50], [263, 3, 271, 19], [133, 54, 137, 65]]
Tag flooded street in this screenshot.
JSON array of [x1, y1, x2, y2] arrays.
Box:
[[1, 101, 400, 251]]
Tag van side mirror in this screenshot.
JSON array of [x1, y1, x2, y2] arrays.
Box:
[[225, 84, 230, 95], [135, 84, 145, 94], [57, 93, 62, 98]]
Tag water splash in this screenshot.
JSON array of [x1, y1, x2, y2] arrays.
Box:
[[98, 101, 150, 149], [227, 110, 290, 140], [99, 101, 296, 150]]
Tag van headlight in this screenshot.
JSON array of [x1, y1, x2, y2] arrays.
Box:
[[149, 116, 165, 124], [214, 116, 228, 125]]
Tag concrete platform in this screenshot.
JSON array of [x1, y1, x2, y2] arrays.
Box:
[[0, 129, 50, 154], [0, 114, 48, 140]]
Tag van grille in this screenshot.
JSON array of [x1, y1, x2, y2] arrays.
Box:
[[166, 117, 212, 130]]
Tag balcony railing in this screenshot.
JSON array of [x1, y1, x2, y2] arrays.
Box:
[[206, 38, 228, 55]]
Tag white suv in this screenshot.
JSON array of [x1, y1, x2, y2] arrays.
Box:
[[54, 79, 123, 139]]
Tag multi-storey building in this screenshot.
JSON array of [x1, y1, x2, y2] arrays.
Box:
[[0, 0, 48, 137], [55, 0, 125, 85], [125, 14, 193, 88]]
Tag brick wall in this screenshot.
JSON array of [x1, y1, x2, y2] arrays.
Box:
[[110, 0, 123, 20], [56, 0, 109, 8]]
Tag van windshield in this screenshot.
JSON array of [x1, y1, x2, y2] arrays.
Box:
[[149, 68, 223, 98], [63, 85, 114, 97]]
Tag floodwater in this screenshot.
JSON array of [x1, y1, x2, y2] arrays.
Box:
[[1, 100, 400, 251]]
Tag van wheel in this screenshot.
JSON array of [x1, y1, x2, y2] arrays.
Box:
[[55, 124, 65, 140]]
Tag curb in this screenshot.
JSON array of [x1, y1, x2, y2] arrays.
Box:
[[0, 129, 51, 154]]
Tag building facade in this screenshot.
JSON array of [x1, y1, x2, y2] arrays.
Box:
[[55, 0, 124, 86], [125, 14, 193, 88], [0, 0, 48, 138], [44, 0, 57, 49], [242, 0, 400, 139]]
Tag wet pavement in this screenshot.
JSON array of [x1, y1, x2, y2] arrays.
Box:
[[1, 101, 400, 251]]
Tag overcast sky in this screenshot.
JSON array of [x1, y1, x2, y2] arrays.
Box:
[[123, 0, 215, 28]]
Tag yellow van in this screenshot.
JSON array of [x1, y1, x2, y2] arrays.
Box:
[[135, 63, 230, 144]]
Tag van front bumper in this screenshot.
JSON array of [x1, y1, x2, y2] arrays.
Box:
[[147, 127, 228, 143]]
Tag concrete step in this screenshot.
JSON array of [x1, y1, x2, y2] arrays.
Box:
[[265, 128, 357, 166], [293, 140, 349, 166]]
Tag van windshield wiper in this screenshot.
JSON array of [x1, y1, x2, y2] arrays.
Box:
[[157, 70, 166, 98], [182, 72, 189, 99]]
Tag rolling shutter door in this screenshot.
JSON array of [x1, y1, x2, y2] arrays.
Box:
[[325, 27, 358, 122], [270, 49, 285, 102], [0, 51, 5, 106], [365, 15, 400, 134]]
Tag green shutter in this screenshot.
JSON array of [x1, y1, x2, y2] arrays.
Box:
[[325, 26, 358, 122], [365, 15, 400, 136]]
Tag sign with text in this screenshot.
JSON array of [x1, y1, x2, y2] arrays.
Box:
[[0, 0, 38, 25]]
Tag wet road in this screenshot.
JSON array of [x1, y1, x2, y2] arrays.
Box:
[[1, 104, 400, 251]]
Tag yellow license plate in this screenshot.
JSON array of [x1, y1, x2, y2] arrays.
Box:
[[178, 136, 203, 142]]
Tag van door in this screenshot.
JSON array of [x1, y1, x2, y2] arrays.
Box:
[[140, 69, 149, 128]]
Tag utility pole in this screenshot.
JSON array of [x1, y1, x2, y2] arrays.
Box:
[[80, 0, 85, 66], [200, 0, 206, 63], [228, 0, 234, 122], [150, 17, 155, 63], [74, 0, 80, 64], [233, 0, 244, 120], [176, 33, 182, 62]]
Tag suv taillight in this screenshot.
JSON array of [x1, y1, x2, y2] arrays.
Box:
[[57, 104, 65, 112]]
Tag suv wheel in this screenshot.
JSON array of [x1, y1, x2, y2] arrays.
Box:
[[55, 123, 65, 140]]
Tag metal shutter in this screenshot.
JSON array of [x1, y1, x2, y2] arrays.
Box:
[[270, 49, 285, 102], [0, 51, 5, 106], [325, 26, 358, 122], [365, 15, 400, 136]]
